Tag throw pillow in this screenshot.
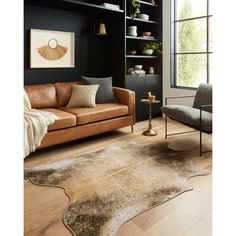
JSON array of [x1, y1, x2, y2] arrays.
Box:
[[82, 76, 115, 103], [66, 85, 99, 108]]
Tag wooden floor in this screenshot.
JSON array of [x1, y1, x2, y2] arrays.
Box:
[[24, 118, 212, 236]]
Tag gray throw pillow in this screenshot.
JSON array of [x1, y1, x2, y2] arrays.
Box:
[[82, 76, 115, 103]]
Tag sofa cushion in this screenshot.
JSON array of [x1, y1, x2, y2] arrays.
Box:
[[40, 108, 76, 131], [66, 85, 99, 108], [24, 84, 57, 108], [61, 103, 129, 125], [55, 81, 83, 107], [161, 105, 212, 133], [82, 76, 115, 103]]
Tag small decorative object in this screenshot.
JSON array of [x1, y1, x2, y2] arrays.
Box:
[[128, 26, 137, 37], [149, 95, 156, 101], [137, 14, 149, 21], [148, 67, 155, 74], [141, 42, 162, 55], [96, 23, 107, 35], [142, 31, 151, 36], [130, 0, 140, 20], [127, 68, 146, 76], [134, 65, 143, 70], [30, 29, 74, 68], [128, 50, 136, 55], [147, 91, 151, 98]]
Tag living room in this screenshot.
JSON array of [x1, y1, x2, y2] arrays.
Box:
[[0, 0, 235, 236]]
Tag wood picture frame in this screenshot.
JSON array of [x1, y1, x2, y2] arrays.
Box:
[[30, 29, 75, 68]]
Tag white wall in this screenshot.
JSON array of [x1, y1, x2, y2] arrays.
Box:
[[162, 0, 195, 106]]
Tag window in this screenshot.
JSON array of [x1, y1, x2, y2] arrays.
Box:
[[171, 0, 212, 89]]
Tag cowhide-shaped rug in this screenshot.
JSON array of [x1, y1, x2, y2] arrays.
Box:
[[24, 141, 208, 236]]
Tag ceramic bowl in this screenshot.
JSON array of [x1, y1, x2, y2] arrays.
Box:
[[142, 32, 151, 36], [128, 50, 136, 55], [138, 14, 149, 21], [134, 65, 143, 70]]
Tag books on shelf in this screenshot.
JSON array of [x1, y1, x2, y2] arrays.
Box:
[[101, 3, 120, 10]]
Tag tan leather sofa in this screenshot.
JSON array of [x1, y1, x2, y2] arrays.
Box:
[[24, 82, 135, 149]]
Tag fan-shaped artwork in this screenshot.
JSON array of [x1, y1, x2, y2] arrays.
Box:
[[38, 38, 68, 61], [30, 29, 75, 68]]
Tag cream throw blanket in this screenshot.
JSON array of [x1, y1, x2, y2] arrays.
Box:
[[24, 90, 58, 157]]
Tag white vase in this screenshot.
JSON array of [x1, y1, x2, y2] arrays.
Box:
[[143, 49, 154, 55], [128, 26, 137, 37]]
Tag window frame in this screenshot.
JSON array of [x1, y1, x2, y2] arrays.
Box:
[[170, 0, 212, 90]]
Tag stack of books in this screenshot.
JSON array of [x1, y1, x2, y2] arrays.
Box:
[[101, 3, 120, 10]]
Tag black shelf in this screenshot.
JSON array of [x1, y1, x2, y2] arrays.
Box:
[[139, 1, 159, 7], [126, 16, 159, 24], [126, 36, 158, 41], [126, 74, 160, 78], [126, 55, 159, 58], [61, 0, 124, 13]]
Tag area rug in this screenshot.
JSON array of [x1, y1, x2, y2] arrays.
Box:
[[24, 141, 208, 236]]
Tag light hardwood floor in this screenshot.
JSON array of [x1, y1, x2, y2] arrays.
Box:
[[24, 118, 212, 236]]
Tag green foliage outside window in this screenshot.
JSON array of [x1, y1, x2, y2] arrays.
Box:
[[177, 0, 205, 87]]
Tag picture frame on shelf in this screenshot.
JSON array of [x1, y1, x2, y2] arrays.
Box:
[[30, 29, 75, 68]]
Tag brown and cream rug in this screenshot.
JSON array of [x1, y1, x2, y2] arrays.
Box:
[[25, 141, 208, 236]]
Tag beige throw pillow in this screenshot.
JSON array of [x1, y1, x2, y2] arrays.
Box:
[[66, 85, 99, 108]]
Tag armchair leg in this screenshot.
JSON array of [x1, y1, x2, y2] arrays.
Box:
[[200, 129, 202, 156], [131, 125, 134, 133], [165, 115, 168, 139]]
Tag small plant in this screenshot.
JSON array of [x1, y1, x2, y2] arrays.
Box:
[[130, 0, 140, 20], [141, 42, 162, 53]]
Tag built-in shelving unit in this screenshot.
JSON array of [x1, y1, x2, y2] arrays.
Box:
[[24, 0, 162, 121], [125, 0, 162, 121]]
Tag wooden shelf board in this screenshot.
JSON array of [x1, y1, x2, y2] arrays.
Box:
[[126, 36, 158, 41], [126, 16, 159, 24], [126, 55, 159, 58], [62, 0, 124, 13]]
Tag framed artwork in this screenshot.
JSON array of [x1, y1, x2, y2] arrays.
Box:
[[30, 29, 75, 68]]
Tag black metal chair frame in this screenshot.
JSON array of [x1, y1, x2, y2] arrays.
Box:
[[164, 95, 212, 156]]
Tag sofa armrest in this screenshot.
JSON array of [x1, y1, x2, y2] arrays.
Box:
[[113, 87, 135, 121]]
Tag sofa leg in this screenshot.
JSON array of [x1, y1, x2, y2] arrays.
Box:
[[131, 125, 134, 133]]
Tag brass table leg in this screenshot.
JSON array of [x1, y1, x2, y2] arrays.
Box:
[[142, 103, 157, 136]]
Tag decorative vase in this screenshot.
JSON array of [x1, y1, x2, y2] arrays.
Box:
[[128, 26, 137, 37], [143, 49, 154, 55], [148, 67, 155, 74]]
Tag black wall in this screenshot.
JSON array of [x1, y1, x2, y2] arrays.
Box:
[[24, 3, 124, 85]]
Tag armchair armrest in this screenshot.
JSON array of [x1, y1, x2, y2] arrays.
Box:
[[165, 95, 195, 105], [113, 87, 135, 119], [200, 104, 212, 114]]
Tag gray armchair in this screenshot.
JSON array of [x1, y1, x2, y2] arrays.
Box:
[[161, 83, 212, 156]]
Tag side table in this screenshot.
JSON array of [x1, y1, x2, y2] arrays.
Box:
[[140, 99, 160, 136]]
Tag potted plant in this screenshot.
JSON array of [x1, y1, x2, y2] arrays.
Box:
[[141, 42, 162, 55], [130, 0, 140, 20]]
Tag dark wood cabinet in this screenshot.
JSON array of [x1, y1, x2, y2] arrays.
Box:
[[24, 0, 162, 121]]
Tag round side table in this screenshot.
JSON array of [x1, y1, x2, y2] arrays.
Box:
[[141, 99, 160, 136]]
